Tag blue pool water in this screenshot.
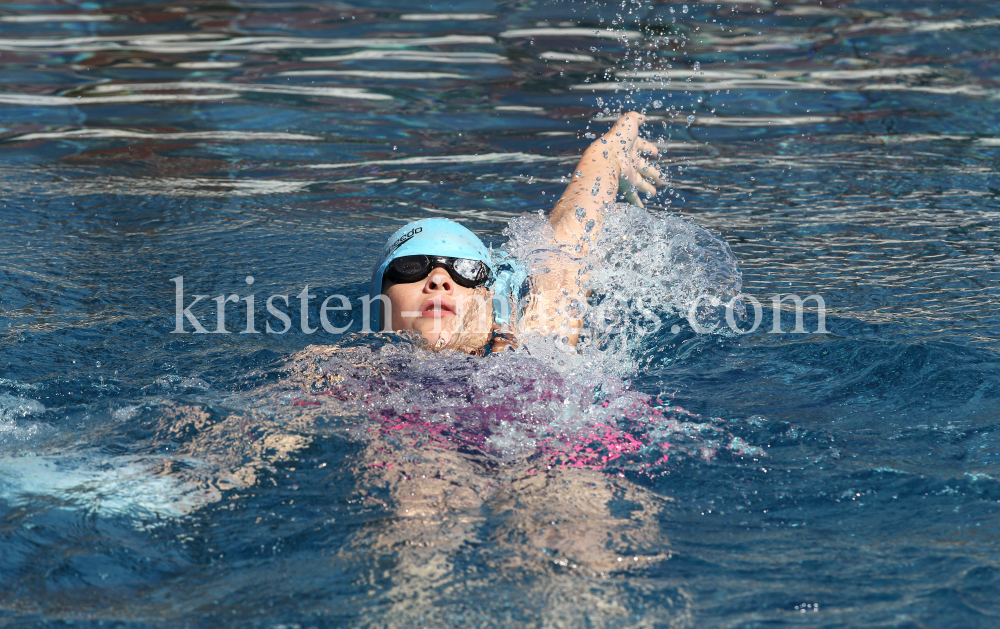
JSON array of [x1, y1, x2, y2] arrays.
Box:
[[1, 1, 999, 627]]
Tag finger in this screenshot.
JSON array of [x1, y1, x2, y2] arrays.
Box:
[[637, 158, 668, 186], [635, 178, 657, 198], [619, 111, 645, 127], [623, 183, 645, 208], [635, 137, 659, 158], [615, 111, 645, 128], [611, 111, 645, 139]]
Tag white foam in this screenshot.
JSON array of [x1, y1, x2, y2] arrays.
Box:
[[807, 66, 933, 80], [0, 34, 496, 53], [69, 176, 315, 197], [7, 128, 322, 142], [840, 17, 1000, 35], [540, 51, 595, 62], [574, 78, 997, 99], [576, 79, 833, 92], [275, 70, 467, 80], [0, 453, 218, 520], [0, 393, 51, 447], [620, 66, 933, 81], [305, 152, 559, 170], [500, 27, 643, 41], [84, 81, 392, 100], [302, 51, 505, 64], [0, 174, 419, 198], [692, 115, 842, 127], [399, 13, 496, 21], [0, 92, 236, 106], [175, 61, 242, 69], [619, 70, 764, 80], [0, 393, 44, 417], [0, 14, 115, 22]]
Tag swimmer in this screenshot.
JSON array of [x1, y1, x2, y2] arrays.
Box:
[[369, 112, 668, 354]]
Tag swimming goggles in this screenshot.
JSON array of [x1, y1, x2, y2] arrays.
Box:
[[384, 255, 491, 289]]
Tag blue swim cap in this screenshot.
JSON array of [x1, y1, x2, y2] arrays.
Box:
[[368, 218, 495, 331]]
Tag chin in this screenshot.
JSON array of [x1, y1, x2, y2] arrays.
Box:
[[413, 321, 458, 350], [416, 324, 491, 355]]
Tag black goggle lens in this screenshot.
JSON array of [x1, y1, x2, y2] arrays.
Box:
[[392, 256, 430, 279], [386, 255, 490, 288]]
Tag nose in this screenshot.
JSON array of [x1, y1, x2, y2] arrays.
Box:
[[424, 264, 454, 292]]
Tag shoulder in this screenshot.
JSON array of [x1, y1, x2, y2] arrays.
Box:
[[488, 330, 518, 353]]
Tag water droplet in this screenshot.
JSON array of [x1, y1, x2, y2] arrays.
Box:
[[682, 4, 689, 13]]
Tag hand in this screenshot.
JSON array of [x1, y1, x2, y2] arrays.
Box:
[[602, 112, 667, 207], [550, 111, 667, 243]]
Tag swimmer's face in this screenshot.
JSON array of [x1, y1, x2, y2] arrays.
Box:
[[383, 264, 494, 352]]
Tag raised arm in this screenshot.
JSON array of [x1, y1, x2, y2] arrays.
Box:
[[549, 112, 667, 245], [513, 113, 667, 345]]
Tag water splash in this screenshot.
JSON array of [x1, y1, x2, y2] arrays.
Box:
[[267, 337, 762, 476], [500, 203, 743, 377], [0, 392, 51, 448]]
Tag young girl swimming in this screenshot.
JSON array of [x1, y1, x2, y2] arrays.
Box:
[[369, 112, 667, 354]]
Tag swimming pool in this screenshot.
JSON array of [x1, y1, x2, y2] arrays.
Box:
[[1, 0, 999, 627]]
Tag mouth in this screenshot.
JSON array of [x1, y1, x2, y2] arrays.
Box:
[[420, 298, 456, 318]]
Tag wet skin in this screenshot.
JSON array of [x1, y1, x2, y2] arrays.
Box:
[[382, 263, 493, 350]]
